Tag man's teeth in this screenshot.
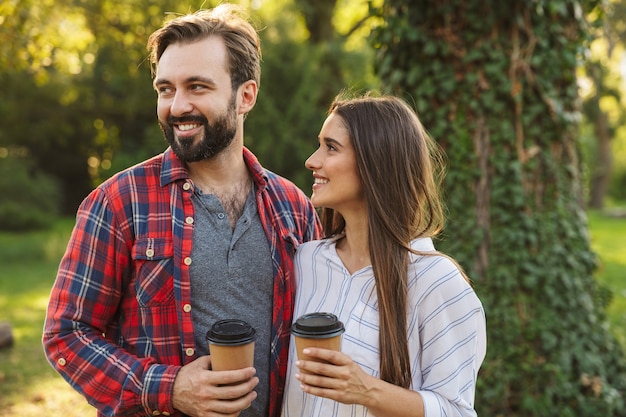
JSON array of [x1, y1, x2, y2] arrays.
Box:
[[315, 178, 329, 184], [178, 124, 199, 131]]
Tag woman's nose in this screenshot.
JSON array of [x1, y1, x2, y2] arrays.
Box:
[[305, 149, 321, 170]]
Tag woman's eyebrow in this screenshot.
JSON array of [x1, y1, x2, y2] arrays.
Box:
[[320, 137, 344, 148]]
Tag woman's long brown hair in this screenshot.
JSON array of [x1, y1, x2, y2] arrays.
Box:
[[320, 93, 446, 388]]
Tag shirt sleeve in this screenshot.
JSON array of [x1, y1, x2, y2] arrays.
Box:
[[412, 256, 487, 417], [42, 187, 179, 416]]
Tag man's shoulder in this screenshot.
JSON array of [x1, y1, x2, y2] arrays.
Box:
[[262, 170, 310, 204], [88, 154, 171, 208], [102, 153, 164, 185]]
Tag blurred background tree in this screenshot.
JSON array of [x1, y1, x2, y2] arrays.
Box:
[[0, 0, 379, 223], [245, 0, 380, 189], [580, 0, 626, 209], [0, 0, 183, 219]]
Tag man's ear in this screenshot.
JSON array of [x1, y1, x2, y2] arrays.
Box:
[[237, 80, 258, 115]]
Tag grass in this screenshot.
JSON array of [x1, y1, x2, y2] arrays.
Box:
[[587, 209, 626, 348], [0, 219, 94, 416], [0, 213, 624, 416]]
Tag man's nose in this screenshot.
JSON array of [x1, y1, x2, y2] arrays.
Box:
[[170, 91, 194, 116]]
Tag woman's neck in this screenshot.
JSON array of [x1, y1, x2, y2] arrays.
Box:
[[336, 214, 371, 274]]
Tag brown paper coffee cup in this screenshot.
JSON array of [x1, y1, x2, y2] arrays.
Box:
[[206, 319, 256, 371], [291, 312, 345, 365]]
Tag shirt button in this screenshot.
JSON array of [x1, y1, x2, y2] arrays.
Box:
[[184, 257, 192, 266], [146, 249, 154, 258], [185, 348, 195, 356], [183, 182, 191, 191], [217, 213, 225, 219], [185, 216, 194, 224], [183, 304, 191, 313], [57, 358, 67, 366]]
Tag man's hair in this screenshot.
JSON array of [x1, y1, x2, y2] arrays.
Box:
[[147, 4, 261, 89]]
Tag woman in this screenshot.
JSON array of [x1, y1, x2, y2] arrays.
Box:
[[281, 93, 487, 417]]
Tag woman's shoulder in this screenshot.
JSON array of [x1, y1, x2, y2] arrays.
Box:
[[409, 237, 436, 252], [297, 238, 335, 254], [408, 237, 451, 269], [408, 238, 467, 284], [295, 238, 345, 266]]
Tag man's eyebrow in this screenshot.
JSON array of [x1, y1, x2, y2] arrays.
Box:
[[153, 76, 217, 87], [186, 76, 217, 85]]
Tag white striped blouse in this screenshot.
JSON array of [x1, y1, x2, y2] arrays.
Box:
[[281, 237, 487, 417]]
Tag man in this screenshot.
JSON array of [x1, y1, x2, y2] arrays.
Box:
[[42, 5, 322, 417]]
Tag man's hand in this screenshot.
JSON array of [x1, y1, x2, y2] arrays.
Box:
[[172, 355, 259, 417]]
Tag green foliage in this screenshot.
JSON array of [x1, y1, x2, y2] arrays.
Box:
[[611, 170, 626, 200], [0, 0, 195, 214], [0, 155, 61, 231], [246, 4, 377, 190], [373, 0, 626, 415], [577, 0, 626, 207], [0, 0, 376, 212]]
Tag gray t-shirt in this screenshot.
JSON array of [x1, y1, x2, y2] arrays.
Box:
[[190, 187, 273, 417]]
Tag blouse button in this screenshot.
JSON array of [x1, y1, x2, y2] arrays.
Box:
[[57, 358, 67, 367], [183, 182, 192, 191], [145, 249, 154, 258], [184, 257, 192, 266], [185, 348, 195, 356], [183, 304, 192, 313], [185, 216, 194, 224]]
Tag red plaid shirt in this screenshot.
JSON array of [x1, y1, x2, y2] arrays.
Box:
[[43, 147, 321, 417]]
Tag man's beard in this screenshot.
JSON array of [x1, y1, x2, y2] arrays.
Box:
[[160, 94, 238, 163]]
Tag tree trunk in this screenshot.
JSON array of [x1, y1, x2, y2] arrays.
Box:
[[293, 0, 345, 108], [0, 321, 13, 349], [294, 0, 337, 44], [587, 65, 614, 210], [589, 106, 613, 209], [374, 0, 626, 415]]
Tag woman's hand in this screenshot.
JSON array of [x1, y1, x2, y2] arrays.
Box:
[[294, 348, 425, 417], [294, 347, 374, 407]]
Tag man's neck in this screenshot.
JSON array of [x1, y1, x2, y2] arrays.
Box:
[[187, 146, 248, 194]]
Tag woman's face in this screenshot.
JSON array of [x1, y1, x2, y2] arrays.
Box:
[[305, 113, 364, 213]]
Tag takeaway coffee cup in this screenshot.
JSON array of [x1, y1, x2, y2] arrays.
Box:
[[291, 312, 345, 364], [206, 319, 256, 371]]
